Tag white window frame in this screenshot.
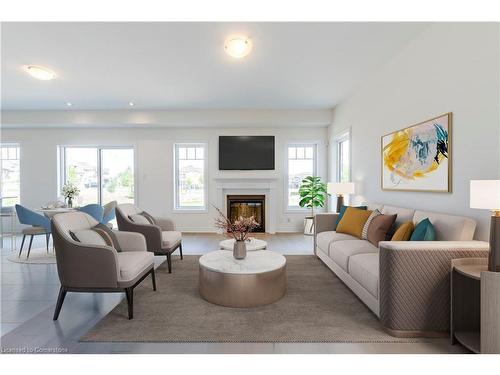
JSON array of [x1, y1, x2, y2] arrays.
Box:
[[173, 142, 208, 212], [285, 142, 318, 211], [58, 145, 137, 205], [0, 143, 21, 207], [335, 130, 351, 183]]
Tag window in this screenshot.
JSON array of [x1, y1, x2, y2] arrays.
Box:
[[336, 132, 350, 183], [0, 144, 20, 207], [287, 144, 316, 208], [174, 143, 206, 210], [60, 146, 134, 206]]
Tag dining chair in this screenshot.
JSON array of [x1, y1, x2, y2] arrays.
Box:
[[78, 204, 104, 222], [102, 201, 117, 226], [15, 204, 51, 258]]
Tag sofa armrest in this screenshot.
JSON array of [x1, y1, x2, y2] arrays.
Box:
[[154, 216, 176, 231], [314, 213, 339, 235], [114, 231, 147, 252], [378, 240, 489, 335]]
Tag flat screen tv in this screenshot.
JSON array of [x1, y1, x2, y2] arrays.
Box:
[[219, 136, 275, 170]]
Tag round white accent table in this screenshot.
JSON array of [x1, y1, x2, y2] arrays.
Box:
[[219, 237, 267, 251], [199, 250, 287, 308]]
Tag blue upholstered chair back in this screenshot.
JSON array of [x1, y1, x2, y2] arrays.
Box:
[[15, 204, 51, 231], [78, 204, 104, 222], [102, 201, 117, 224]]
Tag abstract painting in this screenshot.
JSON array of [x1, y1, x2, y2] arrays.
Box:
[[381, 113, 451, 192]]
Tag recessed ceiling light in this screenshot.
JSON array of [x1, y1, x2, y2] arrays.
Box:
[[24, 65, 56, 80], [66, 102, 72, 107], [129, 102, 135, 107], [224, 35, 252, 59]]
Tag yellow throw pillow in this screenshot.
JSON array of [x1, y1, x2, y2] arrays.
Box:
[[391, 221, 415, 241], [336, 207, 373, 239]]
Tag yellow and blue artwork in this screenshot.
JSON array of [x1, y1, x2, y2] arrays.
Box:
[[382, 113, 451, 192]]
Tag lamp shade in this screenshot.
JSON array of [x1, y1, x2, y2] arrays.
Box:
[[470, 180, 500, 210], [327, 182, 355, 195]]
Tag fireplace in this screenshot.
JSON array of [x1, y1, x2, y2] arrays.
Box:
[[227, 195, 265, 233]]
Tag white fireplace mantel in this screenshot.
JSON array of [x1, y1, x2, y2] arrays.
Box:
[[214, 178, 280, 234]]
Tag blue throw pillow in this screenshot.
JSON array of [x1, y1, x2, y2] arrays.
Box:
[[410, 218, 436, 241], [334, 205, 367, 230]]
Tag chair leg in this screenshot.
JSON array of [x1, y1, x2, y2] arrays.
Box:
[[151, 268, 157, 291], [45, 233, 50, 253], [26, 235, 34, 259], [179, 243, 183, 260], [166, 253, 172, 273], [53, 286, 67, 320], [125, 288, 134, 319], [18, 235, 26, 258]]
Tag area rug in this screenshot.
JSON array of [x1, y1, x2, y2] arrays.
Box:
[[7, 248, 56, 264], [81, 255, 420, 343]]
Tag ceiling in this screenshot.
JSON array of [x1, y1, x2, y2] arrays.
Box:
[[1, 22, 429, 110]]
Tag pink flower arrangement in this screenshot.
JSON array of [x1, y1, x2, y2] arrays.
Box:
[[213, 205, 260, 241]]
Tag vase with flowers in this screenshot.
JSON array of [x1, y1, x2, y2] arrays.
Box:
[[213, 205, 260, 259], [61, 183, 80, 208]]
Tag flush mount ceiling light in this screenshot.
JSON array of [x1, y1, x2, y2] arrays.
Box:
[[24, 65, 56, 80], [224, 35, 252, 59], [129, 102, 135, 107]]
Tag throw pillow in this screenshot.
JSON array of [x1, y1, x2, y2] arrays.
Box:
[[70, 229, 108, 247], [92, 223, 122, 252], [336, 207, 373, 239], [141, 211, 156, 225], [129, 214, 151, 225], [334, 205, 367, 230], [410, 218, 436, 241], [367, 213, 397, 246], [391, 221, 415, 241], [361, 209, 382, 240]]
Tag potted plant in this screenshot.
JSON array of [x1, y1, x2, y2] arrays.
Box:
[[61, 183, 80, 208], [213, 205, 260, 259], [298, 176, 328, 235]]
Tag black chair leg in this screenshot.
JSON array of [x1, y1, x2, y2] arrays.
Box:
[[45, 233, 50, 253], [125, 288, 134, 319], [53, 286, 67, 320], [179, 243, 183, 260], [18, 235, 26, 258], [151, 268, 157, 291], [166, 253, 172, 273], [26, 235, 34, 259]]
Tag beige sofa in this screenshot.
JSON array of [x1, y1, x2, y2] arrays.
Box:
[[314, 203, 490, 337]]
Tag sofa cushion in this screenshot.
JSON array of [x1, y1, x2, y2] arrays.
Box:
[[349, 253, 379, 298], [413, 210, 476, 241], [161, 231, 182, 249], [410, 218, 436, 241], [117, 251, 154, 282], [367, 214, 397, 246], [329, 239, 378, 272], [336, 207, 373, 239], [391, 221, 414, 241], [316, 231, 358, 253]]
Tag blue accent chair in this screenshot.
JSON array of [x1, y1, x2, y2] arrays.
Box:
[[102, 201, 117, 226], [15, 204, 51, 258], [78, 204, 104, 223]]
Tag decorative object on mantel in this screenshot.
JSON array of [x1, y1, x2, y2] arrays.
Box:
[[61, 183, 80, 208], [470, 180, 500, 272], [213, 205, 260, 259], [327, 182, 355, 213], [382, 112, 451, 192], [299, 176, 329, 236]]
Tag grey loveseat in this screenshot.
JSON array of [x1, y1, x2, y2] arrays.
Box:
[[314, 203, 490, 337]]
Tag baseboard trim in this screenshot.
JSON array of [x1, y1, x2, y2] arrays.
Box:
[[383, 327, 449, 338]]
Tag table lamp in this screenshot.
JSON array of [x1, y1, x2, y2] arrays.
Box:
[[327, 182, 355, 213], [470, 180, 500, 272]]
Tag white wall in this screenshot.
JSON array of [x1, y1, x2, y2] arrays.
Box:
[[328, 23, 500, 240], [1, 121, 328, 233]]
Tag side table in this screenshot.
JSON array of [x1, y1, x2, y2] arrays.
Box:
[[451, 258, 500, 353]]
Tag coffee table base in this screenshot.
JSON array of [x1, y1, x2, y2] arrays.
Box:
[[199, 265, 287, 308]]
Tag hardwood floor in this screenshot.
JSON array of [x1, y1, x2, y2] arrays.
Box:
[[0, 233, 467, 354]]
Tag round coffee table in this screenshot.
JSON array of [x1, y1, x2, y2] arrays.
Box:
[[219, 237, 267, 251], [198, 250, 287, 308]]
